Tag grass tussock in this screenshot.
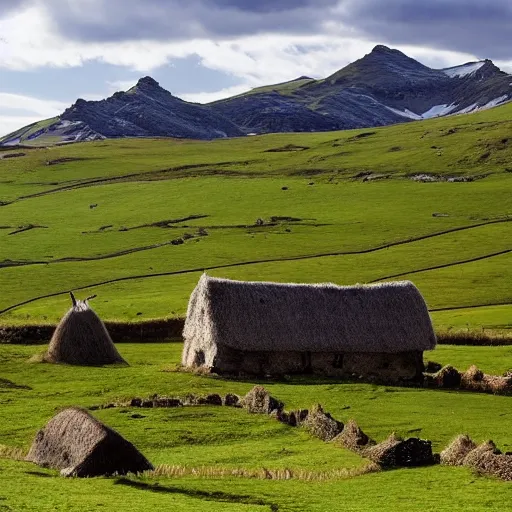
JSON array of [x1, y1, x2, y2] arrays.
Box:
[[0, 444, 25, 461]]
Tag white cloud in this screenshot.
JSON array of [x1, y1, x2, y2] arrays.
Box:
[[179, 84, 252, 103], [0, 92, 67, 117], [0, 92, 67, 137], [0, 3, 495, 82], [0, 115, 42, 137]]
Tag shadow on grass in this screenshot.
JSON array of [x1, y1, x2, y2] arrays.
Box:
[[24, 471, 53, 478], [114, 477, 279, 510], [0, 378, 31, 390]]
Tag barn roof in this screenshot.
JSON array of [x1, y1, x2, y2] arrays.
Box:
[[183, 275, 436, 354]]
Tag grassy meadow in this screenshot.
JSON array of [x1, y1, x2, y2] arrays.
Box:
[[0, 342, 511, 511], [1, 105, 512, 510], [1, 102, 512, 330]]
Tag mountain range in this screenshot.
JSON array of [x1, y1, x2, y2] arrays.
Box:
[[2, 45, 511, 145]]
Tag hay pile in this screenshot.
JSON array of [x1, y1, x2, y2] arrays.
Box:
[[334, 420, 375, 452], [466, 442, 512, 481], [44, 293, 125, 366], [242, 386, 283, 414], [425, 365, 461, 388], [461, 365, 512, 394], [441, 436, 512, 480], [440, 435, 476, 465], [365, 434, 434, 468], [26, 408, 153, 477], [303, 404, 343, 442]]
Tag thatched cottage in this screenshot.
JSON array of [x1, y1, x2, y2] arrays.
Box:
[[182, 275, 436, 381]]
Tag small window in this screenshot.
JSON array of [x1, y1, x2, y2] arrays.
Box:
[[333, 354, 344, 369]]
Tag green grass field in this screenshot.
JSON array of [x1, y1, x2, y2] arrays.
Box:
[[2, 106, 512, 510], [0, 342, 511, 511], [1, 103, 512, 330]]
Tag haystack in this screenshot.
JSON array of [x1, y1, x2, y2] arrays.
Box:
[[461, 366, 512, 394], [182, 274, 436, 377], [462, 441, 512, 481], [440, 435, 477, 466], [44, 293, 126, 366], [241, 386, 283, 414], [462, 440, 499, 467], [26, 408, 153, 477], [334, 419, 375, 452], [303, 404, 343, 442], [365, 434, 434, 468]]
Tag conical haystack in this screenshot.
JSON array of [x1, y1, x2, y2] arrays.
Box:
[[44, 293, 126, 366], [26, 407, 153, 477]]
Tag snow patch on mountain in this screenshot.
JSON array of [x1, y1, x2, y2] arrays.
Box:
[[483, 95, 509, 108], [443, 62, 486, 78], [421, 104, 458, 118], [385, 106, 422, 120]]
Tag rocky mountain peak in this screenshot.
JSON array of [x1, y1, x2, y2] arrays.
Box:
[[136, 76, 161, 89], [371, 45, 394, 54]]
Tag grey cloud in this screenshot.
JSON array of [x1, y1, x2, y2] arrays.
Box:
[[40, 0, 340, 42], [344, 0, 512, 60], [0, 0, 33, 17], [31, 0, 512, 61]]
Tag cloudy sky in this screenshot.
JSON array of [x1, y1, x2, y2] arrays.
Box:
[[1, 0, 511, 136]]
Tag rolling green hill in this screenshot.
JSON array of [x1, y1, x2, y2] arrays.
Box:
[[1, 102, 512, 330]]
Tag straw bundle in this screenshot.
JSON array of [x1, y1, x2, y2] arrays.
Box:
[[26, 407, 153, 477], [44, 293, 126, 366]]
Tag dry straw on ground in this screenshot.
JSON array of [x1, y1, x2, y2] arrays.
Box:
[[440, 435, 477, 466], [441, 436, 512, 481], [303, 404, 344, 442], [241, 386, 283, 414], [26, 407, 153, 477], [334, 419, 375, 452], [44, 293, 126, 366], [151, 462, 381, 481]]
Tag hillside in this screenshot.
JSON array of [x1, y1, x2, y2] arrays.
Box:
[[1, 101, 512, 330], [1, 46, 511, 145]]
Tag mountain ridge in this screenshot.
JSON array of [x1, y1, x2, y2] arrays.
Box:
[[2, 45, 511, 145]]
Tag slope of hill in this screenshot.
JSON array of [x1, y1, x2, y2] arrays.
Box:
[[2, 46, 511, 146], [1, 100, 512, 330]]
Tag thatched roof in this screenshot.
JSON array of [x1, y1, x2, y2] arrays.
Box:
[[183, 275, 436, 356], [26, 407, 153, 477], [45, 293, 126, 366]]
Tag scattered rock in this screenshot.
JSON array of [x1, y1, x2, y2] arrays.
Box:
[[224, 393, 241, 407], [195, 394, 223, 406], [365, 434, 434, 468], [152, 397, 183, 408]]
